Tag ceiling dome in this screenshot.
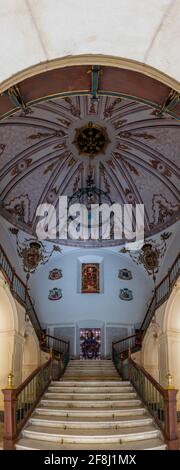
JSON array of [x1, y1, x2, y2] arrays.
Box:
[[0, 94, 179, 246]]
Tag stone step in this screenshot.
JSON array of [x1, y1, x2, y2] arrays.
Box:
[[16, 436, 166, 450], [15, 360, 166, 451], [63, 374, 119, 378], [66, 370, 117, 373], [22, 424, 161, 444], [40, 399, 142, 408], [53, 381, 127, 386], [44, 392, 137, 400], [65, 365, 117, 369], [64, 369, 118, 372], [29, 414, 153, 429], [48, 386, 133, 393], [67, 365, 116, 369], [68, 362, 114, 365], [35, 406, 147, 418], [61, 377, 121, 381], [15, 359, 166, 451], [67, 361, 115, 369], [67, 362, 115, 365]]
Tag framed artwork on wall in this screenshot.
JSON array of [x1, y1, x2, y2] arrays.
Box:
[[81, 263, 100, 293]]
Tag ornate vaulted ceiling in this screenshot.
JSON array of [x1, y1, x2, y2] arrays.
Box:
[[0, 65, 179, 248]]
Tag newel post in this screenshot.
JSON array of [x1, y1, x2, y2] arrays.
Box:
[[164, 374, 178, 450], [2, 373, 17, 450]]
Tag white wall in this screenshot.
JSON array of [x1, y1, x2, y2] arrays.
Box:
[[0, 1, 179, 90], [0, 272, 40, 410], [142, 280, 180, 409], [30, 248, 152, 355]]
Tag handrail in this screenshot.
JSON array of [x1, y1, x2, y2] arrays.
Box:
[[0, 243, 41, 334], [15, 359, 51, 395], [141, 252, 180, 332], [113, 334, 136, 346], [129, 357, 165, 396], [0, 243, 70, 355], [112, 333, 141, 359], [3, 348, 70, 450], [40, 332, 70, 356], [128, 357, 178, 449], [112, 252, 180, 357], [44, 334, 69, 345], [3, 358, 51, 449]]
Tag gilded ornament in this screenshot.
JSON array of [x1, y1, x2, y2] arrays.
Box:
[[73, 122, 110, 157]]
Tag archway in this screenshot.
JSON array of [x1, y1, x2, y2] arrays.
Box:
[[22, 325, 40, 381], [142, 322, 160, 382], [163, 280, 180, 409], [0, 276, 18, 410], [0, 1, 180, 91]]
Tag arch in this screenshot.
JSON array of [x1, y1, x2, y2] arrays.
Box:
[[1, 55, 180, 93], [142, 322, 161, 382], [0, 275, 19, 410], [22, 324, 40, 381], [163, 279, 180, 333], [0, 0, 180, 92], [161, 280, 180, 408], [0, 275, 19, 332]]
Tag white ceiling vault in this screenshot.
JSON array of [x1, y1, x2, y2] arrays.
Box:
[[0, 95, 179, 248], [0, 1, 179, 330], [0, 1, 180, 90]]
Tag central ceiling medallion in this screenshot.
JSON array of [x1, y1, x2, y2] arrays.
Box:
[[73, 121, 110, 157]]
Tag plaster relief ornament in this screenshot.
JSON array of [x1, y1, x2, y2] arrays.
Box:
[[0, 144, 5, 156], [119, 288, 133, 301], [118, 268, 133, 280], [0, 95, 179, 249], [120, 232, 172, 282], [48, 268, 63, 280], [9, 228, 62, 279], [73, 121, 110, 157], [4, 195, 31, 224], [48, 288, 62, 301]]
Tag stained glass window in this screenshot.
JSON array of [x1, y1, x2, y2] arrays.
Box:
[[80, 328, 101, 359]]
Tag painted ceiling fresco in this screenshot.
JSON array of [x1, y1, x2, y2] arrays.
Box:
[[0, 95, 179, 247]]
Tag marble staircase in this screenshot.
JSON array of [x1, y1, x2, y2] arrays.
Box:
[[16, 360, 166, 450]]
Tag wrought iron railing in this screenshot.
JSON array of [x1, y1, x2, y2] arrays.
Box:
[[0, 244, 70, 357], [40, 333, 70, 357], [3, 347, 70, 450], [16, 360, 51, 430], [0, 243, 41, 334], [128, 358, 178, 449], [3, 359, 51, 449], [112, 333, 141, 360], [129, 358, 165, 429], [112, 253, 180, 358], [141, 253, 180, 332]]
